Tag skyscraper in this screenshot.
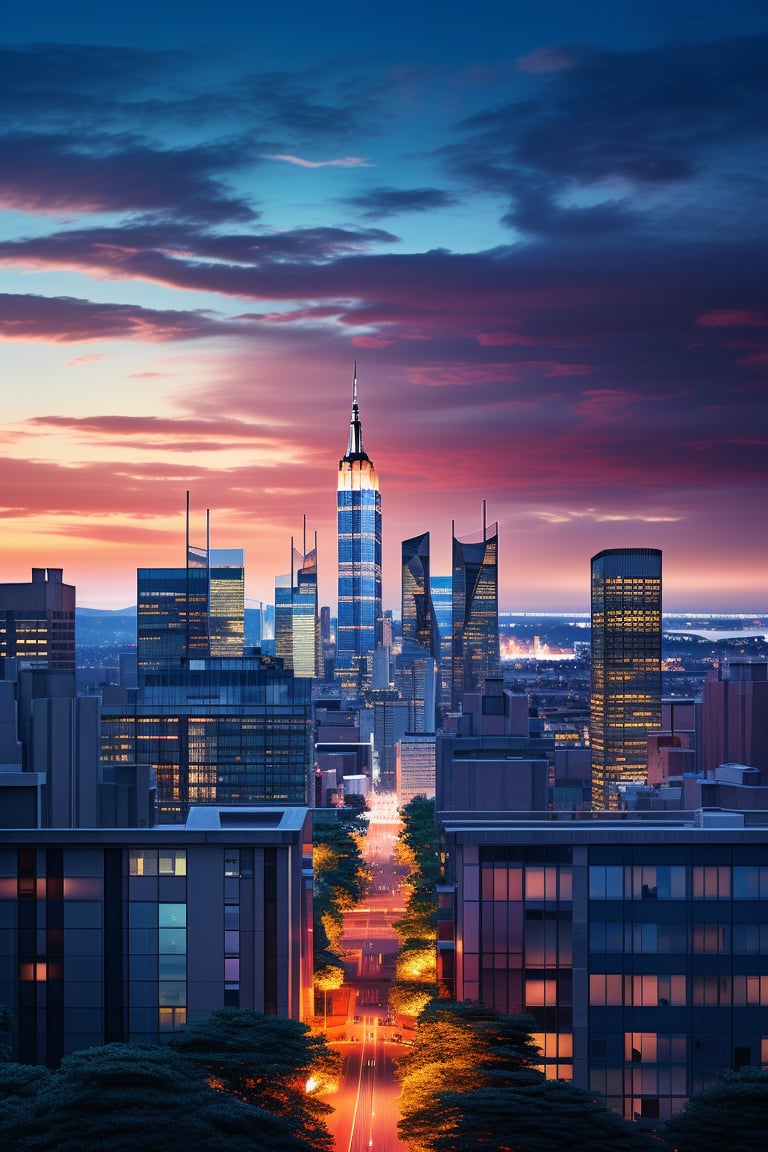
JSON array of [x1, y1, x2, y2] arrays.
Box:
[[430, 574, 453, 712], [451, 512, 499, 709], [336, 367, 382, 684], [590, 547, 662, 808], [401, 532, 439, 658], [274, 527, 320, 678], [208, 549, 245, 658], [137, 505, 244, 676]]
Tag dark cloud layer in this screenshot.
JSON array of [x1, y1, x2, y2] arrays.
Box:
[[448, 35, 768, 239], [342, 186, 459, 219], [1, 29, 767, 607], [0, 293, 230, 343]]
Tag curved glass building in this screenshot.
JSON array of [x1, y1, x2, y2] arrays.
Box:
[[451, 518, 500, 709]]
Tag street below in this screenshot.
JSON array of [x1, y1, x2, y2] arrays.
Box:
[[322, 794, 411, 1152]]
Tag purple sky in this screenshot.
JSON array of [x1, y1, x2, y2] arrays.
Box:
[[1, 2, 766, 610]]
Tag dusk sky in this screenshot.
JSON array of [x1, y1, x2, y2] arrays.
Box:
[[2, 1, 767, 612]]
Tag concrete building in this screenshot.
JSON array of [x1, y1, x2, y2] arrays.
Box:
[[0, 660, 152, 831], [0, 568, 75, 670], [701, 661, 768, 779], [0, 807, 314, 1066], [437, 679, 554, 814]]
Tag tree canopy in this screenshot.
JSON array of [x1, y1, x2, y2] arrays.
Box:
[[432, 1080, 654, 1152], [397, 1001, 654, 1152], [662, 1067, 768, 1152], [312, 812, 370, 971], [168, 1007, 339, 1150], [390, 796, 441, 1016], [397, 1000, 541, 1152], [0, 1042, 316, 1152]]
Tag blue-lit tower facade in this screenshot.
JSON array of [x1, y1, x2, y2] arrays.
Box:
[[451, 510, 500, 709], [336, 369, 382, 684]]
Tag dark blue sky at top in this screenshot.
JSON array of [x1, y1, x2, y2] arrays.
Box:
[[0, 1, 767, 609]]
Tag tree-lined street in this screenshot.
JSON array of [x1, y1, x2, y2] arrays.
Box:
[[324, 796, 410, 1152]]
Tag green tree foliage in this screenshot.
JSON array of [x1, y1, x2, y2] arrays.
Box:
[[391, 796, 440, 1014], [169, 1007, 340, 1151], [388, 980, 437, 1018], [398, 795, 441, 892], [0, 1042, 316, 1152], [433, 1080, 655, 1152], [312, 812, 370, 970], [398, 1000, 541, 1150], [398, 1001, 653, 1152], [662, 1067, 768, 1152], [392, 893, 437, 942]]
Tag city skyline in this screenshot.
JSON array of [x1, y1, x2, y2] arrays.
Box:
[[1, 3, 767, 611]]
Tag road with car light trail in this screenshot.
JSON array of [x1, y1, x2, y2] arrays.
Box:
[[323, 796, 411, 1152]]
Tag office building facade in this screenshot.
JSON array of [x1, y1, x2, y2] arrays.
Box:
[[440, 812, 768, 1124], [0, 568, 75, 671], [451, 519, 500, 709], [396, 734, 436, 805], [101, 658, 313, 823], [336, 370, 382, 682], [275, 537, 320, 678], [0, 808, 313, 1066], [208, 549, 245, 658], [590, 548, 662, 808], [137, 548, 245, 676]]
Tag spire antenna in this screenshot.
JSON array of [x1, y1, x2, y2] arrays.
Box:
[[345, 362, 365, 457]]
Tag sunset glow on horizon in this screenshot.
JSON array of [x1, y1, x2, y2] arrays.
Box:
[[1, 3, 766, 612]]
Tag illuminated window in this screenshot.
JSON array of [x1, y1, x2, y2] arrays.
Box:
[[692, 866, 731, 899]]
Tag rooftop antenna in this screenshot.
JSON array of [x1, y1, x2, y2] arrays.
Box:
[[347, 361, 364, 456], [482, 499, 487, 542]]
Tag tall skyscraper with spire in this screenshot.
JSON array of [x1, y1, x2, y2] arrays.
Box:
[[336, 365, 382, 684]]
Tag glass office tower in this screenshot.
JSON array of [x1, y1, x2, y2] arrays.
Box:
[[208, 549, 245, 658], [101, 658, 313, 822], [275, 535, 320, 678], [402, 532, 439, 658], [430, 575, 453, 712], [138, 548, 245, 675], [590, 547, 662, 808], [451, 519, 500, 709], [336, 369, 382, 682]]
